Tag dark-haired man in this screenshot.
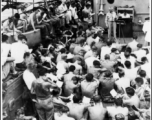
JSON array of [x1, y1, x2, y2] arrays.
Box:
[[100, 40, 113, 61], [123, 87, 140, 108], [119, 47, 136, 68], [133, 44, 147, 63], [119, 60, 139, 82], [3, 13, 23, 41], [3, 13, 22, 34], [81, 73, 99, 98], [105, 7, 117, 41]]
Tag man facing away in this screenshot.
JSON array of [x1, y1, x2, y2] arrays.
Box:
[[88, 95, 106, 120], [67, 95, 91, 120]]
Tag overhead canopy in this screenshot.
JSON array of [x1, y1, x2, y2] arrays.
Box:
[[12, 0, 50, 2], [25, 3, 40, 11], [2, 9, 22, 22], [2, 0, 41, 2]]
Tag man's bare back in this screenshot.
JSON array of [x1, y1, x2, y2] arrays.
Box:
[[88, 103, 106, 120], [67, 103, 90, 120]]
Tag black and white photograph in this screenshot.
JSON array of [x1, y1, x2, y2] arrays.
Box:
[[1, 0, 151, 120]]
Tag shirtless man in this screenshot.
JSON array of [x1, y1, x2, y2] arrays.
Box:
[[63, 65, 76, 83], [88, 95, 106, 120], [27, 7, 51, 40], [54, 106, 75, 120], [67, 95, 91, 120]]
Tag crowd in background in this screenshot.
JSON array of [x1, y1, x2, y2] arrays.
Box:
[[2, 0, 151, 120]]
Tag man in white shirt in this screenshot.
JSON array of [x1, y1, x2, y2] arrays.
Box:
[[23, 61, 36, 90], [107, 98, 129, 120], [119, 47, 136, 68], [123, 87, 140, 108], [2, 34, 18, 80], [69, 1, 78, 21], [11, 34, 31, 65], [121, 61, 139, 81], [127, 36, 139, 52], [68, 59, 82, 75], [2, 34, 13, 65], [115, 70, 131, 93], [142, 17, 150, 46], [85, 56, 100, 70], [133, 44, 147, 62], [84, 45, 98, 59], [56, 0, 68, 26], [82, 3, 94, 24], [57, 54, 69, 79], [100, 41, 113, 61]]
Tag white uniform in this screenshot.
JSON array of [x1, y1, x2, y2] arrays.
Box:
[[105, 11, 117, 40], [143, 21, 151, 43]]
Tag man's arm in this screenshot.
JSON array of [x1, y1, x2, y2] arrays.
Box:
[[30, 14, 36, 31]]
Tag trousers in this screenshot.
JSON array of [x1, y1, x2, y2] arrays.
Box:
[[108, 21, 117, 40]]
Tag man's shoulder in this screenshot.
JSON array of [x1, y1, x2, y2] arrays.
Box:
[[11, 42, 18, 46], [107, 106, 116, 112], [23, 69, 30, 77]]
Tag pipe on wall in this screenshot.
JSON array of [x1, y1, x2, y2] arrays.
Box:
[[98, 0, 104, 15]]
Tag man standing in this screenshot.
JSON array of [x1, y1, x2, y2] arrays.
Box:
[[105, 7, 117, 41], [142, 17, 150, 46]]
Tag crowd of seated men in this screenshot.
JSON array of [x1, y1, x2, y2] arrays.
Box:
[[2, 0, 151, 120]]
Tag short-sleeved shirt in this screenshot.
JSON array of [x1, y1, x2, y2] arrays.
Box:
[[11, 42, 29, 64]]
